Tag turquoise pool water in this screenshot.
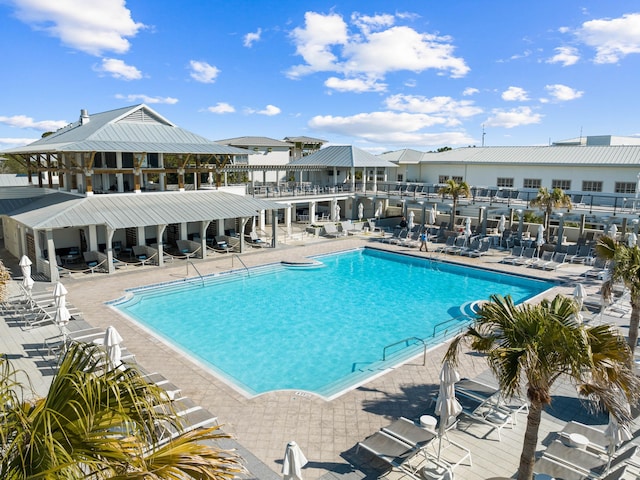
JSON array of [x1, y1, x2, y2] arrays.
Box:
[[113, 248, 553, 399]]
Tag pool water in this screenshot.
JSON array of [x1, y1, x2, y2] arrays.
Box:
[[113, 248, 553, 399]]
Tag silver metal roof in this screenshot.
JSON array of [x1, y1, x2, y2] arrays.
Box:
[[2, 105, 249, 156], [216, 136, 293, 148], [8, 191, 283, 230], [418, 145, 640, 166], [288, 145, 396, 168], [378, 149, 425, 164]]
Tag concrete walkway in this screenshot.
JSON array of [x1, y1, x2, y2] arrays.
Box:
[[1, 234, 636, 480]]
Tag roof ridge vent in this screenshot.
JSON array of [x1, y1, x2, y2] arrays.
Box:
[[80, 109, 90, 125]]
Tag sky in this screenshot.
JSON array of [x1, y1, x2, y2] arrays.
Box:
[[1, 0, 640, 154]]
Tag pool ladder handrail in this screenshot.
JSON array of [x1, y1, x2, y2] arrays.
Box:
[[186, 261, 204, 287], [432, 314, 474, 339], [383, 336, 426, 366], [232, 254, 250, 277]]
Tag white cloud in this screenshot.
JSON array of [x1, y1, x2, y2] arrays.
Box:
[[244, 28, 262, 47], [11, 0, 144, 56], [95, 58, 142, 80], [324, 76, 387, 93], [309, 111, 475, 147], [287, 11, 349, 78], [245, 105, 281, 116], [576, 13, 640, 64], [547, 46, 580, 66], [384, 94, 482, 123], [207, 102, 235, 114], [501, 86, 529, 102], [545, 84, 584, 101], [287, 11, 469, 85], [115, 94, 178, 104], [189, 60, 220, 83], [462, 87, 479, 96], [0, 114, 68, 132], [485, 107, 542, 128], [350, 12, 395, 35], [0, 137, 39, 148]]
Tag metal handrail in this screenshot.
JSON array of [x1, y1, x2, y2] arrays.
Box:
[[232, 254, 249, 276], [186, 261, 204, 287], [432, 314, 473, 338], [383, 336, 426, 365]]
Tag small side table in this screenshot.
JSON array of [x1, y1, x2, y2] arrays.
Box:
[[420, 414, 438, 433]]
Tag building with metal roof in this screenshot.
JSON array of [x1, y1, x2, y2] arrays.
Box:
[[2, 104, 253, 194], [0, 105, 288, 281], [387, 144, 640, 197]]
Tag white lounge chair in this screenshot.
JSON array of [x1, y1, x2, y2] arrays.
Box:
[[249, 231, 268, 247], [323, 223, 344, 238]]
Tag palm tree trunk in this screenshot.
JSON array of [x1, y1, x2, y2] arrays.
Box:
[[628, 298, 640, 357], [517, 400, 543, 480]]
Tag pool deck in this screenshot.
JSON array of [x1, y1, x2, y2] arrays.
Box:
[[2, 233, 638, 480]]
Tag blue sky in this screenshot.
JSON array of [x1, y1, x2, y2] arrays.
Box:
[[1, 0, 640, 153]]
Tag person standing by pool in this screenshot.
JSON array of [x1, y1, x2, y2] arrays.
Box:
[[419, 225, 429, 252]]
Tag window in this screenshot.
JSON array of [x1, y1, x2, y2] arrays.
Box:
[[615, 182, 636, 194], [438, 175, 449, 184], [105, 152, 117, 168], [582, 181, 603, 192], [397, 174, 404, 182], [121, 152, 134, 168], [451, 176, 463, 183], [497, 177, 514, 188], [551, 179, 571, 190], [523, 178, 541, 189]]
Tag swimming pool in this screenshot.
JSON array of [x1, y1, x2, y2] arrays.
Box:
[[112, 248, 553, 399]]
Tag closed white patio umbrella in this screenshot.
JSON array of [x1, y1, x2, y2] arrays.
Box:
[[628, 232, 637, 247], [536, 225, 545, 249], [53, 281, 71, 325], [435, 360, 462, 459], [334, 203, 340, 221], [375, 201, 383, 218], [103, 326, 123, 370], [498, 215, 506, 233], [19, 255, 34, 301], [282, 440, 308, 480], [464, 217, 472, 239], [429, 206, 437, 226], [408, 210, 415, 231], [358, 202, 364, 221], [608, 223, 618, 238]]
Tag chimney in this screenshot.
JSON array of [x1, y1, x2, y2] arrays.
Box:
[[80, 109, 90, 125]]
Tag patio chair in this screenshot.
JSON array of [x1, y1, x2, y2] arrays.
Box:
[[529, 250, 554, 269], [456, 378, 528, 425], [544, 440, 639, 478], [542, 252, 568, 270], [584, 257, 609, 279], [322, 223, 344, 238], [381, 417, 436, 448], [153, 397, 218, 447], [433, 235, 455, 253], [455, 389, 514, 441], [461, 238, 490, 257], [249, 231, 268, 247], [213, 236, 233, 252], [357, 430, 435, 480], [513, 247, 537, 266], [571, 245, 593, 264], [444, 236, 466, 254], [501, 246, 524, 264]]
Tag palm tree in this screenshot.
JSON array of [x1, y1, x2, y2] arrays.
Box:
[[0, 342, 245, 479], [529, 187, 572, 242], [445, 294, 640, 480], [596, 235, 640, 356], [438, 179, 471, 230]]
